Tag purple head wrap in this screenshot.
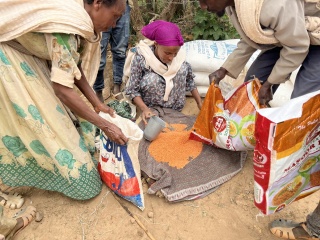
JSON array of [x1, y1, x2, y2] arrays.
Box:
[[141, 20, 184, 46]]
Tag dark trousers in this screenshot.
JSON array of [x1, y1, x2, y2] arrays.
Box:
[[245, 45, 320, 98]]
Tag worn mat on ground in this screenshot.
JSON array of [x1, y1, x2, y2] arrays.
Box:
[[138, 107, 247, 202]]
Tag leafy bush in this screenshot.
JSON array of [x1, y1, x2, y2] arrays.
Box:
[[132, 0, 239, 42], [192, 8, 239, 40]]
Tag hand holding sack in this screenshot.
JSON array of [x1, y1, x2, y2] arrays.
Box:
[[98, 113, 145, 210]]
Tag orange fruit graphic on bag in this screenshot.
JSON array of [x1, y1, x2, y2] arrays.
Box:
[[229, 120, 239, 138], [239, 115, 256, 147], [241, 123, 255, 146]]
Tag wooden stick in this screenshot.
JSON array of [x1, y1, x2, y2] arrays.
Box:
[[112, 192, 156, 240]]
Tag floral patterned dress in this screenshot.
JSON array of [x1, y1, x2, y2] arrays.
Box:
[[0, 33, 101, 200], [125, 46, 197, 111]]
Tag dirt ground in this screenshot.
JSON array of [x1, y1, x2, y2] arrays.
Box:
[[2, 97, 319, 240], [2, 58, 320, 240]]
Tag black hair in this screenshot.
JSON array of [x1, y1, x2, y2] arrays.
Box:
[[84, 0, 118, 7]]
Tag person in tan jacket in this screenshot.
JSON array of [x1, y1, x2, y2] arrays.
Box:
[[198, 0, 320, 239], [199, 0, 320, 107]]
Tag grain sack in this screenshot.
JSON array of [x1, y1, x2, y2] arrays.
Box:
[[182, 39, 241, 73], [190, 71, 247, 97], [183, 39, 259, 97], [190, 79, 262, 151], [98, 113, 145, 210], [254, 90, 320, 215]]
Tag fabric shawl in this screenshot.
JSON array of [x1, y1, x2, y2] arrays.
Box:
[[234, 0, 320, 45], [123, 39, 186, 101], [0, 0, 100, 86]]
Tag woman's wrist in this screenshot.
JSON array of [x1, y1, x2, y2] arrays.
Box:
[[93, 103, 105, 113], [140, 105, 150, 112], [95, 116, 111, 132]]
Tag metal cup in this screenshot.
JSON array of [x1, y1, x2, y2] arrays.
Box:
[[143, 116, 166, 141]]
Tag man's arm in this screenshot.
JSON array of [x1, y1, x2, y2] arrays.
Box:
[[221, 39, 257, 79]]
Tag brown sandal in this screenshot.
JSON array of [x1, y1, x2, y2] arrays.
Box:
[[8, 206, 37, 239], [269, 219, 318, 239], [0, 192, 24, 210]]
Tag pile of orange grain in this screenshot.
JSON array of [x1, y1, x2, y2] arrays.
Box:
[[148, 124, 203, 169], [162, 123, 187, 133]]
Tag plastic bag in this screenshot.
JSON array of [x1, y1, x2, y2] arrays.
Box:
[[107, 92, 136, 120], [190, 79, 262, 151], [254, 90, 320, 215], [98, 113, 144, 210], [107, 100, 134, 120]]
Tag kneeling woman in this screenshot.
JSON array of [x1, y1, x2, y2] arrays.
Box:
[[125, 20, 202, 124]]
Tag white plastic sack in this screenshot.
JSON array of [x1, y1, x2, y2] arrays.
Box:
[[182, 39, 259, 73], [183, 39, 259, 97], [182, 39, 238, 73], [97, 113, 145, 210]]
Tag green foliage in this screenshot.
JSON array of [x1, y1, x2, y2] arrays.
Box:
[[132, 0, 239, 42], [192, 9, 239, 40]]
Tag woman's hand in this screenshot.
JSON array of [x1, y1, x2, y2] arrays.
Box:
[[95, 105, 128, 145], [100, 122, 128, 145], [131, 96, 155, 124], [258, 81, 273, 106], [142, 108, 155, 125], [209, 67, 228, 86], [94, 103, 115, 117]]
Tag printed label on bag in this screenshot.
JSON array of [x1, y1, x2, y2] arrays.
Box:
[[254, 93, 320, 215], [98, 134, 144, 209], [254, 181, 264, 204], [191, 79, 262, 151]]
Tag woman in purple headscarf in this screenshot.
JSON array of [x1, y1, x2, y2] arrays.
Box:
[[124, 20, 202, 123]]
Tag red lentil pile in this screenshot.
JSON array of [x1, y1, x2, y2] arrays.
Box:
[[148, 124, 203, 169]]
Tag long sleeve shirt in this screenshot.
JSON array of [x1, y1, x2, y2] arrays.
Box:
[[222, 0, 320, 85]]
